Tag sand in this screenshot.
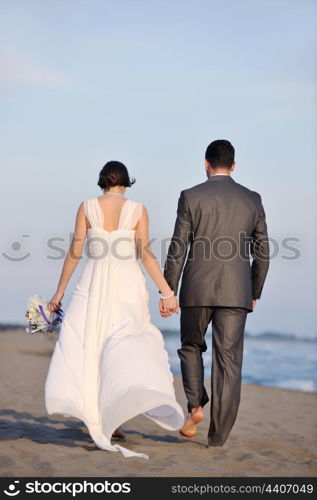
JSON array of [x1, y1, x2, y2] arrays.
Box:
[[0, 328, 316, 477]]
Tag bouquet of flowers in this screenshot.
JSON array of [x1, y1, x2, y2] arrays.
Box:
[[25, 295, 64, 334]]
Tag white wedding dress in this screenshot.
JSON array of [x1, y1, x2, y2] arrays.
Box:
[[45, 197, 184, 459]]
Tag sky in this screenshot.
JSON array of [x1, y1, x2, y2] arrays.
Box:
[[1, 0, 316, 337]]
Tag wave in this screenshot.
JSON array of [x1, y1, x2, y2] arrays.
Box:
[[277, 379, 316, 392], [244, 331, 317, 342], [161, 328, 317, 343], [242, 373, 316, 392]]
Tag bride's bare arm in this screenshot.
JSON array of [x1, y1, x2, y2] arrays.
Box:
[[48, 202, 87, 312], [135, 205, 178, 313]]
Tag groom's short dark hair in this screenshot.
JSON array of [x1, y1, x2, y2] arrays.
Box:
[[205, 140, 235, 168]]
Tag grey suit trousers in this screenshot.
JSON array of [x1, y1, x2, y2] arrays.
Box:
[[179, 306, 247, 447]]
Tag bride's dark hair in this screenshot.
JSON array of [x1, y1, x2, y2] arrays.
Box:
[[97, 161, 136, 190]]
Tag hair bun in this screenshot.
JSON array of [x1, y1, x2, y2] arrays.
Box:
[[97, 161, 136, 190]]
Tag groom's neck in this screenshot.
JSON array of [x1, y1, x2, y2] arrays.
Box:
[[208, 169, 231, 177]]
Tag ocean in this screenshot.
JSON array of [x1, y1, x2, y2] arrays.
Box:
[[162, 330, 317, 393]]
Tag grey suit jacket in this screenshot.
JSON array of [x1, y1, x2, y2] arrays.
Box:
[[164, 175, 270, 311]]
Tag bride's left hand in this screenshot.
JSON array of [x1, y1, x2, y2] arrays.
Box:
[[48, 292, 64, 313]]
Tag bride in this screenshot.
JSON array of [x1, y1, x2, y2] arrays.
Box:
[[45, 161, 184, 459]]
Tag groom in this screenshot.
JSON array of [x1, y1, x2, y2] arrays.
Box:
[[161, 139, 269, 447]]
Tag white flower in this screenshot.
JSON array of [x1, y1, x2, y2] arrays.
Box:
[[27, 295, 51, 321]]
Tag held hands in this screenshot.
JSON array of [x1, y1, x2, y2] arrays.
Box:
[[159, 295, 179, 318], [48, 291, 64, 313]]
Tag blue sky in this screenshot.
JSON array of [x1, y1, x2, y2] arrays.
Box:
[[1, 0, 316, 337]]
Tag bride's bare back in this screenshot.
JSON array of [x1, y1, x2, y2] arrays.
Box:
[[94, 195, 128, 232], [83, 193, 138, 232]]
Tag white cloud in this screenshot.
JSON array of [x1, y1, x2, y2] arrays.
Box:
[[0, 47, 73, 88]]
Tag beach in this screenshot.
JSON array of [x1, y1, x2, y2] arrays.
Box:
[[0, 328, 316, 477]]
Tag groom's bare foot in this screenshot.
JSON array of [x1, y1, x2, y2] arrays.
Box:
[[179, 406, 204, 438], [112, 427, 126, 439]]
